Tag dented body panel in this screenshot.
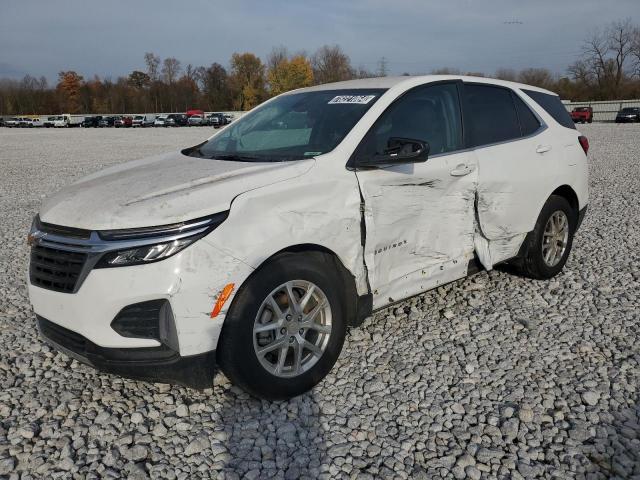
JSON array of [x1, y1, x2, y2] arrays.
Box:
[[355, 151, 478, 309]]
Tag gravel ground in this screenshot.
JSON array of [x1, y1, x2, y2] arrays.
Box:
[[0, 125, 639, 479]]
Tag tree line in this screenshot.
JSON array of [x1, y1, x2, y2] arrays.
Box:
[[1, 19, 640, 116]]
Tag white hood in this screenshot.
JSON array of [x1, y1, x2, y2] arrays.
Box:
[[39, 151, 314, 230]]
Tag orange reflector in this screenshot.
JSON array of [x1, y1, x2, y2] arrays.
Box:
[[210, 283, 235, 318]]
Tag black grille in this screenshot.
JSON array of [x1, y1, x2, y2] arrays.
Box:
[[110, 300, 165, 340], [30, 245, 87, 293]]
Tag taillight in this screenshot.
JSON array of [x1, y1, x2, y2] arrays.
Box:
[[578, 135, 589, 155]]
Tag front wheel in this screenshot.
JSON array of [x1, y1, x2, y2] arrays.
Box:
[[517, 195, 577, 279], [217, 252, 347, 400]]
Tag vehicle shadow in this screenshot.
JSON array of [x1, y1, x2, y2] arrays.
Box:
[[209, 375, 329, 478]]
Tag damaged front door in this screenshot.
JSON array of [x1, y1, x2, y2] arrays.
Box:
[[353, 82, 477, 309]]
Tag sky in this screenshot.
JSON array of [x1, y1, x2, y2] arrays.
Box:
[[0, 0, 637, 82]]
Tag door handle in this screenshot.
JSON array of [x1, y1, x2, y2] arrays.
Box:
[[450, 163, 476, 176], [536, 145, 552, 154]]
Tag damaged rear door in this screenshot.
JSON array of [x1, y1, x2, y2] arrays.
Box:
[[463, 83, 558, 268], [353, 82, 478, 309]]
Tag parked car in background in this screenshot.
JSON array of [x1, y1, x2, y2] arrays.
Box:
[[28, 76, 589, 400], [224, 114, 234, 124], [168, 113, 188, 126], [187, 114, 205, 126], [99, 116, 116, 127], [43, 117, 56, 128], [570, 107, 593, 124], [132, 114, 155, 127], [154, 115, 168, 127], [82, 116, 103, 128], [54, 114, 84, 128], [114, 116, 133, 128], [207, 113, 226, 128], [615, 107, 640, 123], [18, 117, 34, 127], [5, 117, 20, 128]]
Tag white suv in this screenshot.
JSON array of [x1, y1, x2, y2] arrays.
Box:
[[28, 76, 589, 399]]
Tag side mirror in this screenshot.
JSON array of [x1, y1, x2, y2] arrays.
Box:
[[356, 137, 430, 168]]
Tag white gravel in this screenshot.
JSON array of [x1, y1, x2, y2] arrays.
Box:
[[1, 125, 639, 479]]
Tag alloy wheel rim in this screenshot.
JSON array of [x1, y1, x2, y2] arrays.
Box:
[[542, 210, 569, 267], [252, 280, 332, 378]]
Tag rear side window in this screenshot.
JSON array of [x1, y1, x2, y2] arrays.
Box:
[[522, 89, 575, 130], [465, 84, 520, 147], [512, 94, 541, 136]]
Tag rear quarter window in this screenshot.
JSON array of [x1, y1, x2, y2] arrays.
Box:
[[522, 89, 575, 130], [512, 94, 541, 137]]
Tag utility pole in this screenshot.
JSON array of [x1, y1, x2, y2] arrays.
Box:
[[377, 57, 388, 77]]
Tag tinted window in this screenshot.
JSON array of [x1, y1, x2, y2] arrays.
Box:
[[357, 83, 463, 161], [512, 94, 541, 136], [522, 89, 575, 130], [465, 84, 520, 146]]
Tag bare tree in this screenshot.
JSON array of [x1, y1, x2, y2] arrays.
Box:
[[311, 45, 354, 84], [518, 68, 555, 89], [494, 68, 518, 81], [162, 57, 182, 84], [630, 23, 640, 77], [576, 18, 635, 97], [144, 52, 161, 81]]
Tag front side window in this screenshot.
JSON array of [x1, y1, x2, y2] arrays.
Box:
[[356, 83, 463, 162], [190, 89, 385, 162], [465, 84, 521, 147]]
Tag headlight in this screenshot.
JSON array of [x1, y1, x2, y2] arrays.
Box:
[[95, 211, 228, 268]]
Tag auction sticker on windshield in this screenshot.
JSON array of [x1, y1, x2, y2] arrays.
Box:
[[328, 95, 376, 104]]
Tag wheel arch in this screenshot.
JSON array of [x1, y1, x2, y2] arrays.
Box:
[[550, 185, 579, 218], [239, 243, 371, 328]]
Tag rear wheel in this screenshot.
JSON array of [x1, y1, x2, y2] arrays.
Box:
[[217, 251, 347, 400], [517, 195, 576, 279]]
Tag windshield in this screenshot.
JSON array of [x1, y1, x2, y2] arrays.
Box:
[[621, 108, 638, 113], [190, 89, 385, 162]]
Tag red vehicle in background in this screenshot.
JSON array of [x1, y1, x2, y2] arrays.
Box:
[[114, 116, 133, 128], [570, 107, 593, 124]]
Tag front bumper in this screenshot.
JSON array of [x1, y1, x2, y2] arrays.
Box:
[[37, 315, 216, 389], [28, 233, 254, 357]]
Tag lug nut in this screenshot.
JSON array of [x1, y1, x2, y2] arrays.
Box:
[[289, 336, 295, 343], [286, 314, 292, 321], [299, 328, 304, 335], [280, 327, 286, 334]]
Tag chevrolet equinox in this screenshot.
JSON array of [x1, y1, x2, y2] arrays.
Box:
[[28, 76, 589, 400]]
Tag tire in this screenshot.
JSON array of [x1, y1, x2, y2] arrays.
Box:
[[517, 195, 577, 280], [217, 251, 347, 400]]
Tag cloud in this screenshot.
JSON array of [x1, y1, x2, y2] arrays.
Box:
[[0, 0, 637, 81]]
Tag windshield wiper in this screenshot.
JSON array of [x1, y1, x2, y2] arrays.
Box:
[[210, 154, 268, 162]]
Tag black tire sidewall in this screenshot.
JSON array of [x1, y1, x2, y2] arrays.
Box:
[[525, 195, 577, 279], [217, 252, 347, 400]]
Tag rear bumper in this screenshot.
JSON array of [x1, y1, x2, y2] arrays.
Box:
[[37, 315, 216, 389]]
